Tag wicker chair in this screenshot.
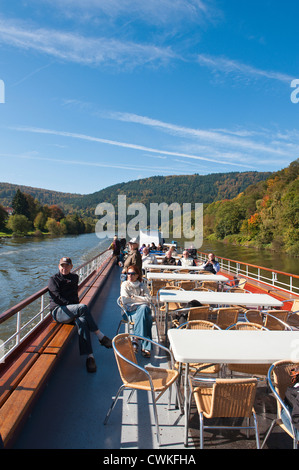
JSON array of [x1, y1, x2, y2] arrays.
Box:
[[156, 285, 184, 325], [200, 281, 218, 292], [225, 277, 247, 291], [213, 307, 240, 330], [177, 320, 221, 376], [187, 306, 211, 322], [177, 280, 196, 290], [116, 297, 160, 341], [116, 296, 134, 335], [264, 310, 292, 330], [104, 333, 179, 446], [244, 309, 264, 325], [226, 322, 270, 378], [244, 309, 292, 331], [285, 300, 299, 328], [190, 377, 260, 449], [262, 360, 299, 449]]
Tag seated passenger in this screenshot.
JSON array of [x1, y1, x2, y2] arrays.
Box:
[[142, 246, 157, 268], [162, 250, 176, 265], [177, 250, 196, 267], [200, 253, 220, 274], [48, 256, 112, 373], [120, 265, 153, 358]]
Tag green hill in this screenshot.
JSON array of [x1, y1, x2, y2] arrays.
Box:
[[203, 159, 299, 255], [66, 171, 272, 212], [0, 182, 82, 211], [0, 171, 271, 214]]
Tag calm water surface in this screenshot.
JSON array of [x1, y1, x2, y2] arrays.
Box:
[[0, 233, 298, 316], [0, 233, 111, 314]]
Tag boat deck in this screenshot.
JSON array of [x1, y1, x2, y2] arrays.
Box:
[[12, 265, 296, 451]]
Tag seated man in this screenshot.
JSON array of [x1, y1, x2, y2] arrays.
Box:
[[177, 250, 196, 268], [121, 238, 142, 274], [162, 250, 176, 265], [142, 246, 157, 268], [200, 252, 220, 274], [48, 256, 112, 373]]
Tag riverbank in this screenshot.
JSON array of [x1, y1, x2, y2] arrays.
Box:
[[205, 232, 299, 258]]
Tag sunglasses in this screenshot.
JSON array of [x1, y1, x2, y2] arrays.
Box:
[[127, 272, 138, 275]]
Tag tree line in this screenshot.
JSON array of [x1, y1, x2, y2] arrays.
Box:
[[202, 159, 299, 255], [0, 189, 95, 237]]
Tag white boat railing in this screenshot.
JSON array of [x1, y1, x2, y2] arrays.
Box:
[[0, 249, 112, 363], [197, 251, 299, 295]]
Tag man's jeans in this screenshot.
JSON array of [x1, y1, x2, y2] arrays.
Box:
[[52, 304, 98, 355], [128, 304, 153, 351]]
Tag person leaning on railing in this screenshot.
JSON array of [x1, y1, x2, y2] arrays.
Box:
[[48, 256, 113, 373]]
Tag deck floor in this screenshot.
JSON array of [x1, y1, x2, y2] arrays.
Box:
[[13, 265, 296, 451]]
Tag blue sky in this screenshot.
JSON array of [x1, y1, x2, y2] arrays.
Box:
[[0, 0, 298, 195]]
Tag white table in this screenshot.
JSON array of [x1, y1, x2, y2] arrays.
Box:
[[159, 290, 283, 308], [159, 289, 283, 344], [144, 264, 204, 272], [168, 329, 299, 446], [147, 272, 228, 282]]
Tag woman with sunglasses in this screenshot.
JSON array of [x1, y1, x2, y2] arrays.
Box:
[[120, 265, 152, 357]]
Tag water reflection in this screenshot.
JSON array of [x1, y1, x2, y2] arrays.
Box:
[[0, 233, 111, 314]]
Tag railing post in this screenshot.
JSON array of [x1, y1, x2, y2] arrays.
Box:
[[41, 295, 44, 321], [16, 311, 21, 346]]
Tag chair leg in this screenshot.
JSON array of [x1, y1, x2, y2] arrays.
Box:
[[261, 418, 278, 448], [199, 412, 204, 449], [253, 412, 260, 449], [115, 320, 122, 335], [150, 390, 161, 446], [103, 385, 125, 425], [127, 389, 135, 404]]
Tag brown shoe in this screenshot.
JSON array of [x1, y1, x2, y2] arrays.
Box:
[[100, 335, 112, 349], [86, 356, 97, 373]]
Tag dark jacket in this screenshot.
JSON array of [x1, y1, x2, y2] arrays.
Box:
[[285, 385, 299, 431], [162, 256, 176, 265], [123, 249, 142, 273], [48, 272, 79, 311]]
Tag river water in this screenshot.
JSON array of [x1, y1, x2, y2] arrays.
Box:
[[1, 232, 298, 316], [0, 233, 111, 315]]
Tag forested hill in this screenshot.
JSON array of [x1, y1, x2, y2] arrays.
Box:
[[0, 183, 82, 210], [203, 159, 299, 255], [0, 171, 271, 213], [67, 171, 272, 211]]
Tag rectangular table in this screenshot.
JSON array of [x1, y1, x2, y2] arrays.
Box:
[[144, 264, 204, 272], [159, 289, 283, 307], [168, 329, 299, 446], [159, 289, 283, 340], [147, 272, 228, 282]]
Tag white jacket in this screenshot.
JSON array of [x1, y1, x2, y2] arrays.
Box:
[[121, 280, 151, 312]]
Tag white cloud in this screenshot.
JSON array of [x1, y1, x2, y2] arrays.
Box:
[[0, 151, 189, 174], [197, 53, 294, 84], [9, 125, 250, 168], [37, 0, 210, 25], [0, 16, 176, 69], [108, 111, 298, 158]]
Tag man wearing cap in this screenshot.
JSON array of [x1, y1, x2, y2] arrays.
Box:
[[48, 257, 112, 373], [121, 238, 142, 274]]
